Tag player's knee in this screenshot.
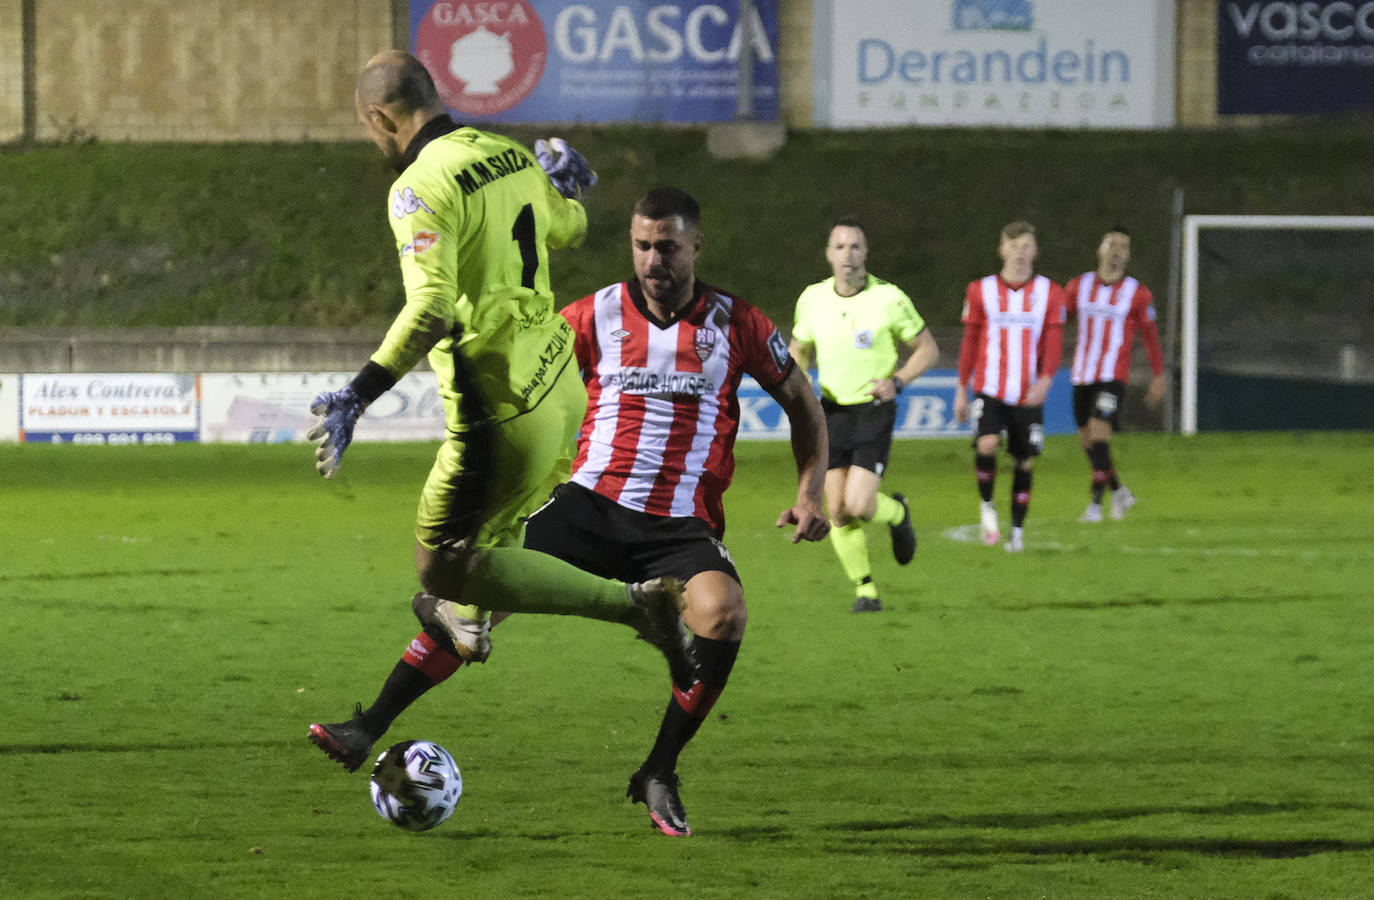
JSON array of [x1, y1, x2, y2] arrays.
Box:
[[416, 539, 482, 599], [684, 579, 746, 640]]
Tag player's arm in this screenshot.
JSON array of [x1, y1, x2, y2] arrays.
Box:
[[767, 366, 830, 543], [1135, 287, 1167, 409], [786, 337, 815, 382], [310, 178, 457, 479], [542, 176, 588, 251], [1025, 284, 1066, 408], [954, 284, 982, 422]]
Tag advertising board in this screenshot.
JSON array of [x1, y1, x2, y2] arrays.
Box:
[[813, 0, 1175, 128], [18, 373, 200, 445], [408, 1, 779, 123], [1217, 0, 1374, 114]]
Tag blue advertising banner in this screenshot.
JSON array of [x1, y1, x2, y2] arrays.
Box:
[[408, 1, 779, 123], [1217, 0, 1374, 114], [736, 369, 1076, 441]]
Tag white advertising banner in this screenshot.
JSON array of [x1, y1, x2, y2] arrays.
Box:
[[0, 375, 19, 442], [19, 373, 200, 444], [199, 372, 446, 444], [814, 0, 1175, 128]]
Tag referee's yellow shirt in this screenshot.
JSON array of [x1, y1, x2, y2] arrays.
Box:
[[793, 275, 926, 406]]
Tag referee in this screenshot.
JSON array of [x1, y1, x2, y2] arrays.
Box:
[[789, 216, 939, 612]]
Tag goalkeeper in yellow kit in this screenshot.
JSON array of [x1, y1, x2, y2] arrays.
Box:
[[307, 52, 693, 771]]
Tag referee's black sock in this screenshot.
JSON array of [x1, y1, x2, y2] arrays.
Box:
[[640, 635, 740, 776]]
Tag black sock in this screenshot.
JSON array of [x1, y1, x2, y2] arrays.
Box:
[[359, 631, 462, 740], [641, 635, 741, 776], [1010, 467, 1033, 528], [1087, 442, 1112, 503], [975, 453, 997, 503]]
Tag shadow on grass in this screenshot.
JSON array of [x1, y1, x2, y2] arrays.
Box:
[[706, 801, 1374, 863], [995, 592, 1343, 612]]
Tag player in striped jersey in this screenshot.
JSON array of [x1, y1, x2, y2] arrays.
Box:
[[954, 221, 1066, 553], [523, 187, 829, 836], [1064, 227, 1165, 523]]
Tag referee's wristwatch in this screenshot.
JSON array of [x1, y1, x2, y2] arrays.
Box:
[[890, 374, 905, 395]]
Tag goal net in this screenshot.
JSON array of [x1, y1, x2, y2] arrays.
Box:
[[1180, 215, 1374, 434]]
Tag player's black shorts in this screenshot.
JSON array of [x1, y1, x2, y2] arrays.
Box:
[[523, 482, 740, 586], [1072, 381, 1125, 430], [970, 394, 1044, 461], [822, 398, 896, 474]]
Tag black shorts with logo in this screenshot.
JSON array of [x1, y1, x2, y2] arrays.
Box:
[[971, 394, 1045, 461], [523, 482, 740, 586], [1072, 381, 1126, 430], [823, 398, 897, 474]]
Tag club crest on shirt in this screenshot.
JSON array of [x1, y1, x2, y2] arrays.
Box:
[[854, 329, 874, 349], [693, 327, 717, 362]]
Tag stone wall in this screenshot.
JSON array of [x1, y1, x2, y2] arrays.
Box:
[[0, 2, 1234, 143]]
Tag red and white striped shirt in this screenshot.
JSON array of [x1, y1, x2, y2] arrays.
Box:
[[958, 274, 1066, 405], [1063, 273, 1164, 385], [560, 280, 793, 536]]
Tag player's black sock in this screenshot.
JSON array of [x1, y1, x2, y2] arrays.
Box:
[[360, 631, 463, 739], [641, 635, 740, 776], [975, 453, 997, 503], [1087, 442, 1113, 503], [1010, 468, 1033, 528]]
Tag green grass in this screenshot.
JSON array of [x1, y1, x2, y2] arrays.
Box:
[[4, 123, 1374, 331], [3, 433, 1373, 898]]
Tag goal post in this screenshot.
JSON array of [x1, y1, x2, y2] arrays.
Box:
[[1180, 214, 1374, 435]]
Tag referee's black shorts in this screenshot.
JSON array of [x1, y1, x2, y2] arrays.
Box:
[[822, 398, 897, 475], [523, 482, 740, 586]]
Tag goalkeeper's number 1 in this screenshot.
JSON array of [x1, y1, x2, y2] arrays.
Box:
[[511, 203, 538, 290]]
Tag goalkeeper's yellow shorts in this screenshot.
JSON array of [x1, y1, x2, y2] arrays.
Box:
[[414, 362, 585, 552]]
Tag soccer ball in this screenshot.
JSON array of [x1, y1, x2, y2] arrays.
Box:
[[368, 739, 462, 832]]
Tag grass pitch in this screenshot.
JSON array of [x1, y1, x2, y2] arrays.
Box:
[[3, 432, 1372, 899]]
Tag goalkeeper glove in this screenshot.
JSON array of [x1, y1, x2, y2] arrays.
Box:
[[534, 137, 597, 200], [307, 385, 365, 479]]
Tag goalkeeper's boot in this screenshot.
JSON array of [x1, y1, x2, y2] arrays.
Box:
[[625, 577, 697, 690], [628, 769, 692, 837], [1110, 486, 1137, 520], [888, 492, 917, 565], [979, 501, 1001, 546], [1079, 502, 1104, 523], [308, 704, 374, 772], [1004, 527, 1025, 554], [411, 592, 493, 663]]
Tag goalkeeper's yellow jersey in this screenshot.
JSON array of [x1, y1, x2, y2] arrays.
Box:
[[371, 116, 587, 432], [792, 274, 926, 406]]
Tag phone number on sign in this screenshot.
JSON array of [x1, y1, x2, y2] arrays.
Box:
[[48, 432, 188, 445]]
